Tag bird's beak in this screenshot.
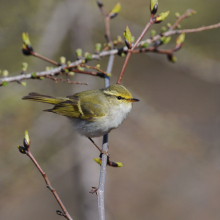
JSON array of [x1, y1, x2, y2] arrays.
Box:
[[129, 98, 140, 102]]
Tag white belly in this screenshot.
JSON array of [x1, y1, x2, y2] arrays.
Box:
[[69, 102, 132, 137]]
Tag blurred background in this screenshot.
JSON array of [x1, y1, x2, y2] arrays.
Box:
[[0, 0, 220, 219]]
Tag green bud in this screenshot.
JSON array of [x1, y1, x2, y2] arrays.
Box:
[[76, 48, 82, 57], [22, 32, 31, 46], [78, 66, 84, 71], [24, 130, 30, 148], [175, 12, 180, 18], [65, 69, 69, 73], [151, 30, 156, 37], [69, 71, 75, 76], [121, 53, 125, 57], [67, 61, 71, 66], [2, 81, 8, 86], [106, 73, 112, 77], [21, 82, 27, 87], [167, 23, 171, 28], [109, 2, 121, 19], [177, 24, 181, 29], [176, 33, 185, 45], [117, 35, 123, 43], [141, 42, 149, 48], [60, 56, 66, 64], [154, 11, 170, 23], [95, 43, 102, 52], [150, 0, 158, 15], [39, 77, 44, 80], [161, 36, 171, 44], [123, 26, 132, 45], [94, 158, 101, 165], [45, 66, 50, 71], [161, 26, 167, 33], [110, 161, 123, 167], [32, 72, 37, 78], [85, 52, 92, 60], [2, 70, 9, 77], [167, 54, 177, 63], [22, 62, 28, 71], [96, 64, 101, 69]]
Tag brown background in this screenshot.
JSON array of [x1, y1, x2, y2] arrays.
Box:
[[0, 0, 220, 219]]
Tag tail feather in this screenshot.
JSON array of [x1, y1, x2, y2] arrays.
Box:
[[22, 92, 67, 105]]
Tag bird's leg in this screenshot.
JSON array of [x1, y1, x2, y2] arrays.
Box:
[[88, 137, 108, 156]]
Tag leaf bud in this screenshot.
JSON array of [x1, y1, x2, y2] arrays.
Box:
[[95, 43, 102, 52], [150, 0, 158, 15], [60, 56, 66, 64]]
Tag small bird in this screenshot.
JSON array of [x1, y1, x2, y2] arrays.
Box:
[[22, 84, 139, 150]]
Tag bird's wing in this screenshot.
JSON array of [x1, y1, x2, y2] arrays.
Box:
[[46, 92, 106, 121]]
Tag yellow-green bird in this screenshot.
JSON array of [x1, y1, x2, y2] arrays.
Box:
[[22, 84, 139, 142]]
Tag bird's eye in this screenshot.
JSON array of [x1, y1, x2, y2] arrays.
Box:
[[117, 96, 122, 100]]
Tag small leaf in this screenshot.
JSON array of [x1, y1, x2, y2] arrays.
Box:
[[109, 2, 121, 19], [154, 11, 170, 23], [150, 0, 158, 15], [22, 32, 31, 46]]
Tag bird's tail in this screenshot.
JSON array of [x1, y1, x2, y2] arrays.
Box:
[[22, 92, 67, 105]]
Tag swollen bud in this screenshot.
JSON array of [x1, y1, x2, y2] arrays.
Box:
[[176, 33, 185, 45], [17, 146, 27, 154], [153, 11, 170, 23], [123, 26, 132, 49], [97, 1, 103, 8], [23, 130, 30, 149], [109, 161, 123, 167], [150, 0, 158, 15], [22, 62, 28, 72], [94, 158, 102, 165], [2, 70, 9, 77], [95, 43, 102, 52], [60, 56, 66, 64], [76, 48, 82, 58], [167, 54, 177, 63]]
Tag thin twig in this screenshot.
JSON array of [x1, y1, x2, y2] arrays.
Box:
[[170, 9, 196, 31], [1, 22, 219, 86], [26, 149, 73, 220], [116, 14, 154, 84], [44, 75, 88, 85], [31, 51, 60, 66]]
